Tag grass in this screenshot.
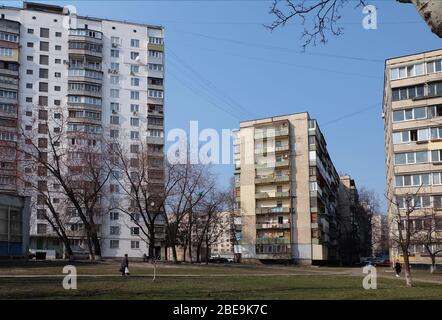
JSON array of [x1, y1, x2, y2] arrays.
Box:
[[1, 261, 442, 300]]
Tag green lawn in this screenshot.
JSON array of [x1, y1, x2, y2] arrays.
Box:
[[1, 261, 441, 300]]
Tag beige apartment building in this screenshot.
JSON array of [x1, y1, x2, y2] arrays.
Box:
[[384, 49, 442, 266], [233, 112, 342, 265]]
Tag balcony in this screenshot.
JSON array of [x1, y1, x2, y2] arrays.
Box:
[[147, 136, 164, 145], [147, 43, 164, 51], [256, 223, 290, 230], [254, 128, 289, 139], [255, 191, 290, 199], [255, 159, 290, 169], [255, 144, 289, 154], [256, 237, 290, 245], [255, 175, 289, 184], [256, 207, 291, 214]]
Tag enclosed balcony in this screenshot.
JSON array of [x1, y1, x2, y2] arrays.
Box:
[[256, 223, 290, 230], [255, 174, 289, 185], [255, 207, 291, 214], [255, 191, 290, 199]]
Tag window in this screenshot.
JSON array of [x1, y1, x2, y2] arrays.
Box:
[[131, 78, 140, 86], [130, 104, 139, 113], [39, 68, 49, 78], [148, 63, 163, 71], [54, 72, 61, 78], [149, 36, 163, 44], [27, 56, 33, 62], [130, 91, 140, 100], [27, 28, 34, 34], [148, 89, 163, 99], [110, 49, 119, 58], [26, 69, 33, 75], [110, 62, 119, 72], [428, 81, 442, 97], [37, 224, 47, 234], [55, 45, 61, 51], [111, 36, 120, 45], [110, 115, 120, 125], [39, 82, 48, 92], [148, 77, 163, 86], [110, 102, 120, 112], [131, 241, 140, 249], [55, 32, 62, 37], [110, 75, 119, 85], [110, 240, 119, 249], [131, 227, 140, 235], [40, 28, 49, 38], [148, 117, 163, 126], [130, 65, 139, 73], [148, 50, 162, 58], [110, 129, 119, 138], [26, 83, 32, 89], [131, 39, 140, 47], [130, 131, 139, 140], [0, 48, 13, 57], [131, 118, 139, 127], [130, 144, 139, 153], [40, 41, 49, 51], [393, 107, 426, 122], [110, 226, 120, 235], [130, 51, 139, 60], [38, 95, 48, 106], [427, 60, 442, 74], [392, 85, 424, 101], [55, 58, 61, 64], [110, 212, 119, 220], [110, 89, 119, 98]]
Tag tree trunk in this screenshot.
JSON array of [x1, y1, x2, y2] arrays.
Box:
[[403, 254, 413, 287], [430, 255, 437, 274], [91, 232, 102, 260], [401, 0, 442, 38], [62, 240, 74, 260], [182, 244, 187, 262], [196, 242, 202, 263], [172, 245, 178, 263]]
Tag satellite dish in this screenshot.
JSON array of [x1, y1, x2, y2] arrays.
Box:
[[135, 56, 140, 63]]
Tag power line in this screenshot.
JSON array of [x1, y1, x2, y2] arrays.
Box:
[[168, 29, 384, 63], [167, 48, 257, 118]]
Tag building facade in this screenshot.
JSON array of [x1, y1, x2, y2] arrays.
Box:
[[233, 112, 342, 264], [384, 49, 442, 266], [0, 2, 165, 259]]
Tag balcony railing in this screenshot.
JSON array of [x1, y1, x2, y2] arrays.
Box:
[[254, 128, 289, 139], [256, 223, 290, 230], [255, 191, 290, 199], [256, 207, 291, 214], [256, 237, 290, 245], [255, 175, 290, 184]]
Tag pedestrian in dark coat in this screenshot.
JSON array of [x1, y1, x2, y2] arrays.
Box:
[[394, 261, 402, 278], [121, 254, 129, 276]]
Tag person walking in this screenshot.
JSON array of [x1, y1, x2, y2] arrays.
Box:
[[121, 254, 130, 276], [394, 260, 402, 278]]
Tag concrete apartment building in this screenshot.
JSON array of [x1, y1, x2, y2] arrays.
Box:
[[233, 112, 343, 264], [337, 176, 372, 264], [0, 2, 165, 259], [384, 49, 442, 266]]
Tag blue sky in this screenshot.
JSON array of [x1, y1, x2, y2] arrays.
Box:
[[6, 0, 442, 211]]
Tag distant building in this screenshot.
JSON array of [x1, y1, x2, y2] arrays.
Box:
[[372, 214, 389, 256], [337, 176, 372, 264]]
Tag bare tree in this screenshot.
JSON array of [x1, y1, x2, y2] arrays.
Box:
[[108, 140, 169, 260], [386, 191, 420, 287], [18, 108, 109, 260], [266, 0, 367, 49], [164, 162, 215, 263], [266, 0, 442, 49], [413, 209, 442, 274], [193, 189, 226, 263]]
